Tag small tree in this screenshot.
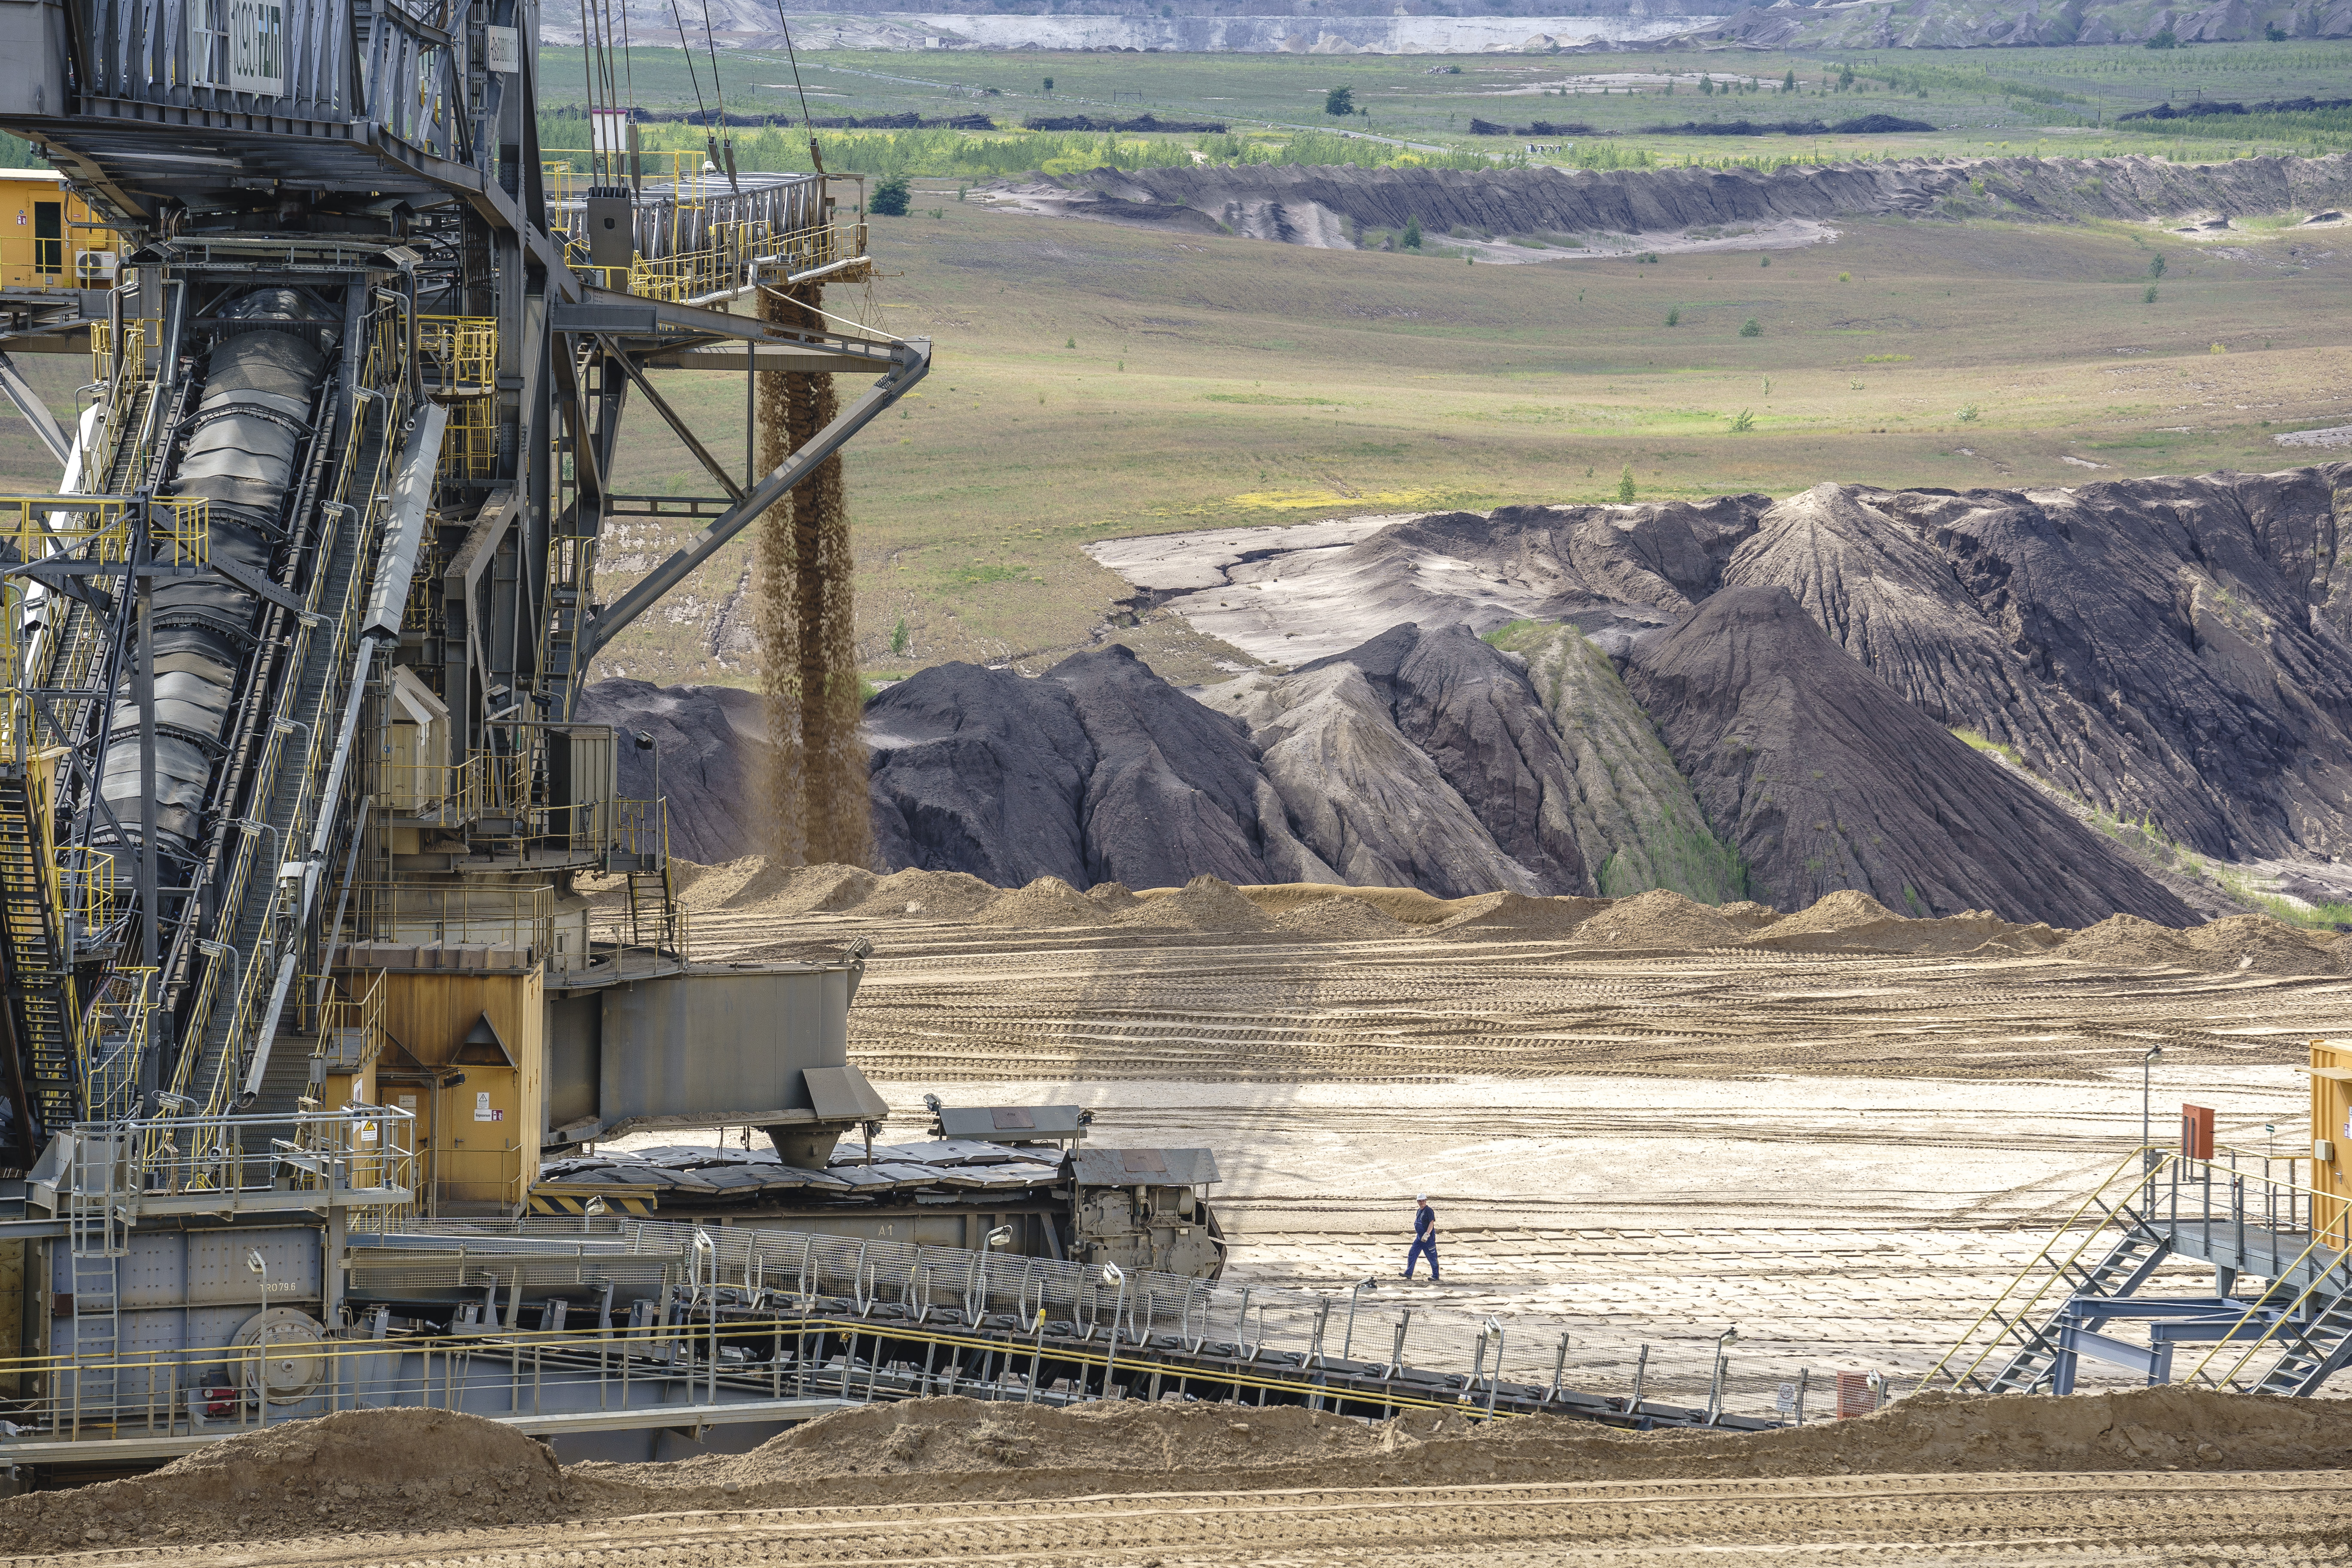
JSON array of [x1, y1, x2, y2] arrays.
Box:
[[2144, 27, 2178, 46], [1782, 68, 1797, 91], [1617, 464, 1636, 503], [1699, 74, 1714, 95], [1402, 214, 1422, 249], [1043, 76, 1055, 91], [891, 618, 911, 657], [2144, 283, 2159, 303], [1836, 62, 1856, 90], [1665, 306, 1680, 326], [1740, 317, 1762, 337], [1325, 85, 1354, 117], [2148, 253, 2166, 278], [870, 174, 911, 217]]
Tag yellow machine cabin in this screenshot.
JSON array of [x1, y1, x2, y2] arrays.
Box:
[[0, 168, 113, 289]]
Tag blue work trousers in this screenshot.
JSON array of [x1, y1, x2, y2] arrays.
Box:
[[1405, 1233, 1440, 1280]]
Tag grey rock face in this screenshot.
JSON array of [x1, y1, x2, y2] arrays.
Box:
[[1695, 0, 2348, 48], [1202, 663, 1538, 897], [864, 663, 1096, 886], [1623, 586, 2192, 929], [1019, 155, 2352, 250], [1044, 644, 1272, 889], [1724, 470, 2352, 862], [575, 680, 771, 865], [1299, 624, 1592, 895]]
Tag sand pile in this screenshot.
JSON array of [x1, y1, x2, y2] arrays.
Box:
[[1434, 891, 1609, 939], [1275, 895, 1413, 941], [1716, 900, 1783, 931], [2059, 914, 2209, 968], [1087, 881, 1142, 911], [724, 861, 879, 913], [1122, 875, 1275, 932], [2179, 913, 2344, 975], [0, 1408, 567, 1553], [846, 867, 1002, 920], [1236, 883, 1458, 926], [977, 876, 1112, 929], [1572, 888, 1743, 952], [1745, 889, 2062, 957], [572, 1384, 2352, 1519]]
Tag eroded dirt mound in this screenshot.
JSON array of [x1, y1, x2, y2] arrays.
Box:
[[1747, 889, 2062, 956], [0, 1408, 567, 1554], [1237, 881, 1458, 926], [1572, 887, 1743, 951], [976, 875, 1112, 930], [2179, 913, 2345, 975], [574, 1385, 2352, 1519], [848, 866, 1002, 920], [1123, 874, 1276, 932], [2070, 908, 2352, 976], [1275, 895, 1413, 940], [728, 860, 879, 913], [1716, 900, 1784, 931], [1435, 890, 1610, 939]]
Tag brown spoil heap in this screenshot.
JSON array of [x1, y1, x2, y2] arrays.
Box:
[[0, 1408, 568, 1554]]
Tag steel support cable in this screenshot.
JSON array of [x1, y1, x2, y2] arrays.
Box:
[[666, 0, 713, 130], [693, 0, 738, 190]]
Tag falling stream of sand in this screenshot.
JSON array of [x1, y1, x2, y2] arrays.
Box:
[[755, 280, 871, 869]]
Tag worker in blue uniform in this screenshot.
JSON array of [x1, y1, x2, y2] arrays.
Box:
[[1404, 1194, 1441, 1282]]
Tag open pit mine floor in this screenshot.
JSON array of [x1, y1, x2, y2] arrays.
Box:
[[666, 880, 2344, 1391]]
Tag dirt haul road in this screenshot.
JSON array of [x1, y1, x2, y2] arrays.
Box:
[[54, 1474, 2352, 1565]]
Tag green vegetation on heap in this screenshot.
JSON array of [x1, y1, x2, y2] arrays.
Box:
[[1486, 620, 1751, 905]]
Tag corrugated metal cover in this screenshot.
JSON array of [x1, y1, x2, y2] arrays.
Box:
[[803, 1063, 889, 1121], [1072, 1147, 1219, 1187], [937, 1105, 1087, 1139]]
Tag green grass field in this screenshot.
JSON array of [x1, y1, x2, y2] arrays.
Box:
[[574, 188, 2349, 688], [542, 40, 2352, 171]]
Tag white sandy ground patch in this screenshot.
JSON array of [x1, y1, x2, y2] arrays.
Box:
[[630, 1060, 2310, 1391], [1086, 509, 1544, 666]]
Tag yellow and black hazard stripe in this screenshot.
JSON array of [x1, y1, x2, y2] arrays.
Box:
[[529, 1184, 657, 1215]]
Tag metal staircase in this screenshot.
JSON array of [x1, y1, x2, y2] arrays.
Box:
[[1982, 1226, 2170, 1393], [2247, 1273, 2352, 1395], [62, 1133, 125, 1431], [0, 768, 79, 1150]]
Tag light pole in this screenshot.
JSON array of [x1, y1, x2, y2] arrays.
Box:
[[2141, 1044, 2165, 1175], [1707, 1325, 1739, 1425]]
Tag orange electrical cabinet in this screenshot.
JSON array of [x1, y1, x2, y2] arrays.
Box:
[[2179, 1103, 2216, 1161], [0, 169, 112, 291]]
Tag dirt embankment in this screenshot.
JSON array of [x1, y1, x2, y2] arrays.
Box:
[[0, 1407, 566, 1555], [20, 1387, 2352, 1555], [670, 860, 2343, 971], [993, 153, 2352, 250]]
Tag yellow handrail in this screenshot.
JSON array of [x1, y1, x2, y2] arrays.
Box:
[[1915, 1145, 2175, 1394]]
